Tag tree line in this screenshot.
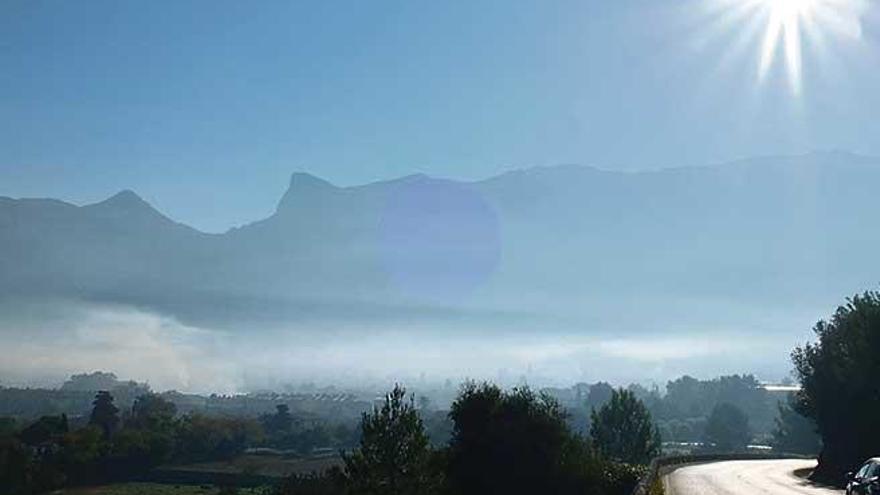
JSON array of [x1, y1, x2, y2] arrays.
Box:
[[2, 381, 665, 495], [276, 383, 662, 495], [0, 389, 357, 494]]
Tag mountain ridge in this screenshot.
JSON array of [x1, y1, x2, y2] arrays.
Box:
[[2, 151, 880, 337], [3, 150, 879, 234]]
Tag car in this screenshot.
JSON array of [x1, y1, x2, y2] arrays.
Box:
[[847, 458, 880, 495]]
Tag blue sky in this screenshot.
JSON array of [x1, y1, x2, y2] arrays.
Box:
[[2, 0, 880, 232]]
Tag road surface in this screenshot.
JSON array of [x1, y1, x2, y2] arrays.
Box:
[[664, 459, 842, 495]]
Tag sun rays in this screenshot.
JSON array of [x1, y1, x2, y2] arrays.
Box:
[[701, 0, 869, 95], [757, 0, 814, 93]]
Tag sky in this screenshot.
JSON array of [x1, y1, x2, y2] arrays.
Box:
[[2, 0, 880, 232]]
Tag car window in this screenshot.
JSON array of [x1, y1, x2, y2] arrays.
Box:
[[857, 463, 871, 478], [868, 463, 880, 478]]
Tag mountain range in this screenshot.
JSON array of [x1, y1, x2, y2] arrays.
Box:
[[3, 151, 879, 336]]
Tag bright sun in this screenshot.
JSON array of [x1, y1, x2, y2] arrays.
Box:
[[709, 0, 868, 94], [757, 0, 819, 93]]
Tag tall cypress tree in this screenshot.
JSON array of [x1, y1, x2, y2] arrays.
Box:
[[89, 390, 119, 439]]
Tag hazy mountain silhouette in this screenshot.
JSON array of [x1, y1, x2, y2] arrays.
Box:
[[2, 151, 879, 334]]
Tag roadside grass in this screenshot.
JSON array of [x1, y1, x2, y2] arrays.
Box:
[[648, 476, 665, 495], [793, 467, 813, 479]]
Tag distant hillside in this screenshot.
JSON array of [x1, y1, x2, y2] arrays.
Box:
[[2, 151, 879, 335]]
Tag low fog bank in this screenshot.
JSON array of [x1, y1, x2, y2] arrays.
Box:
[[0, 299, 815, 393]]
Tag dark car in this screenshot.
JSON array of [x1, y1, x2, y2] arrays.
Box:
[[847, 458, 880, 495]]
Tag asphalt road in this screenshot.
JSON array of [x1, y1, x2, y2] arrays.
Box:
[[664, 459, 842, 495]]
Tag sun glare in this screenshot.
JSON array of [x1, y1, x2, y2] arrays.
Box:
[[708, 0, 868, 95], [757, 0, 817, 93]]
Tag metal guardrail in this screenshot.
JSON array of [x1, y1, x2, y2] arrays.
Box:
[[630, 452, 815, 495]]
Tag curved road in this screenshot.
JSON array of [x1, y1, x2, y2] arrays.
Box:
[[664, 459, 842, 495]]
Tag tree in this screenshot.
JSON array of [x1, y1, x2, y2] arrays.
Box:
[[792, 291, 880, 481], [663, 375, 705, 418], [18, 414, 68, 446], [704, 403, 750, 452], [261, 404, 294, 436], [342, 385, 437, 495], [129, 393, 177, 430], [772, 399, 820, 455], [586, 382, 615, 412], [0, 437, 34, 494], [61, 372, 121, 392], [113, 393, 179, 470], [447, 383, 610, 495], [590, 388, 661, 464], [174, 414, 262, 462], [661, 374, 769, 428], [89, 391, 119, 439], [55, 426, 104, 486], [0, 417, 18, 438]]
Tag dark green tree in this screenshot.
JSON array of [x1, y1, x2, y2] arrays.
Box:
[[704, 403, 750, 452], [89, 391, 119, 439], [342, 385, 437, 495], [590, 388, 661, 464], [174, 414, 262, 462], [261, 404, 294, 436], [0, 437, 34, 494], [18, 414, 68, 446], [792, 291, 880, 481], [55, 426, 104, 486], [448, 383, 610, 495], [130, 393, 177, 430], [772, 399, 820, 455], [112, 393, 179, 470], [0, 417, 16, 437]]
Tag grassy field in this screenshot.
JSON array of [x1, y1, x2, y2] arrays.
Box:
[[55, 483, 268, 495], [167, 454, 342, 477], [51, 454, 342, 494]]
